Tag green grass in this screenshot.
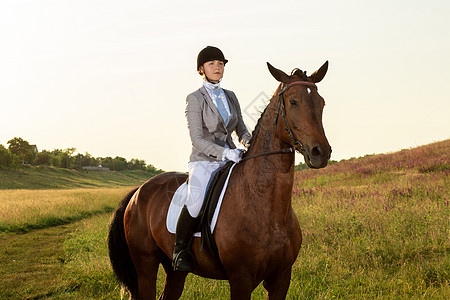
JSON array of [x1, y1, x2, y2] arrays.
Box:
[[36, 190, 449, 299], [0, 165, 158, 189], [288, 140, 450, 299], [0, 140, 449, 299], [0, 223, 77, 299], [54, 214, 267, 299], [61, 214, 120, 299]]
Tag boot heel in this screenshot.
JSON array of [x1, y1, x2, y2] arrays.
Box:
[[172, 206, 197, 272]]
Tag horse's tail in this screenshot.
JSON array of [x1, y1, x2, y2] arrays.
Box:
[[107, 187, 139, 299]]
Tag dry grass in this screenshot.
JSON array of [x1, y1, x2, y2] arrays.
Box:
[[0, 187, 134, 233]]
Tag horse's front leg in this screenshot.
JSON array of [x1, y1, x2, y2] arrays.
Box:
[[263, 267, 292, 300], [228, 272, 255, 300]]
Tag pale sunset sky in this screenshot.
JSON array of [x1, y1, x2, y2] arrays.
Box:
[[1, 0, 449, 172]]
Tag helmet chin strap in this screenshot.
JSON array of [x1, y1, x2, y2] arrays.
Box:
[[205, 74, 222, 84], [203, 71, 222, 84], [204, 74, 221, 84]]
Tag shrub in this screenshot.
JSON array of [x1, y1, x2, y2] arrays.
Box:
[[0, 144, 13, 169]]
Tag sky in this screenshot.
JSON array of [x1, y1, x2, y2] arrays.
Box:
[[1, 0, 449, 172]]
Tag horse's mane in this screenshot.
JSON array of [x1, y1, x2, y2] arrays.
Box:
[[246, 70, 303, 153], [246, 69, 305, 151], [291, 68, 308, 80], [243, 94, 275, 158]]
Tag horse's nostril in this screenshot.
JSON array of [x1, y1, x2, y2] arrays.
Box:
[[311, 146, 322, 157]]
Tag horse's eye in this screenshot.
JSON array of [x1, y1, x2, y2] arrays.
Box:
[[289, 99, 298, 106]]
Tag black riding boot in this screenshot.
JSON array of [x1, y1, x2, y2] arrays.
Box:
[[172, 206, 197, 272]]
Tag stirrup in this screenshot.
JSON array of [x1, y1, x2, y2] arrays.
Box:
[[172, 249, 193, 272]]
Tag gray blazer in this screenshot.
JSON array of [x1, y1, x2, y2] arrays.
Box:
[[186, 86, 252, 162]]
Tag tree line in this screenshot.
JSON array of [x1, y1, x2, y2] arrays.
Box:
[[0, 137, 163, 173]]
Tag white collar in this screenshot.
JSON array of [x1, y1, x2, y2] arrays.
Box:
[[203, 79, 221, 91]]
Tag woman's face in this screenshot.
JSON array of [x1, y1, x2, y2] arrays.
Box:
[[200, 60, 225, 83]]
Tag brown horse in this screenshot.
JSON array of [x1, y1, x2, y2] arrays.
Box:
[[108, 61, 331, 299]]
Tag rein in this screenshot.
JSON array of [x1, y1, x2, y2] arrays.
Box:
[[241, 146, 295, 162], [242, 80, 318, 167]]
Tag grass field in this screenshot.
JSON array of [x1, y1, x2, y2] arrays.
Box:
[[0, 188, 132, 233], [0, 166, 158, 190], [0, 140, 449, 299]]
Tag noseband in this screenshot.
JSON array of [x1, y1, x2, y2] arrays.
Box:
[[242, 80, 318, 168]]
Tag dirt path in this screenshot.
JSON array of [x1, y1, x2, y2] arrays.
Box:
[[0, 223, 77, 299]]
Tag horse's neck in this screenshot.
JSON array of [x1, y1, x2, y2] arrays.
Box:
[[246, 97, 295, 171], [241, 97, 296, 216]]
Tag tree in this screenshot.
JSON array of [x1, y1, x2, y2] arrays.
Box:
[[60, 148, 76, 169], [128, 158, 146, 171], [49, 148, 76, 168], [1, 137, 164, 173], [113, 156, 127, 171], [51, 155, 62, 167], [0, 144, 13, 169], [146, 163, 162, 174], [80, 152, 92, 167], [34, 150, 53, 166], [51, 149, 64, 167], [74, 153, 84, 169], [8, 137, 35, 164], [100, 157, 114, 169], [90, 156, 100, 168]]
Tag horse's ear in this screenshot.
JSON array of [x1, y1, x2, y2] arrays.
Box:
[[267, 62, 290, 83], [309, 61, 328, 83]]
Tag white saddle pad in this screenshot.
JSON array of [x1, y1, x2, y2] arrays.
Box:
[[166, 163, 236, 237]]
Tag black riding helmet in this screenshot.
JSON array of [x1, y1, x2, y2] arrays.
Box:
[[197, 46, 228, 74]]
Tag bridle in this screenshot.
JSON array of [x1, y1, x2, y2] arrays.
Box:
[[242, 80, 318, 168], [275, 80, 318, 156]]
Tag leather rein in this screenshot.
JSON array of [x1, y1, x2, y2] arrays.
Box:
[[242, 80, 317, 167]]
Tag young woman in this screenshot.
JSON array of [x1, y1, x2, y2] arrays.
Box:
[[173, 46, 252, 272]]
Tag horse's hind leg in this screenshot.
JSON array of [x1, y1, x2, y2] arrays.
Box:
[[158, 257, 188, 300], [133, 252, 160, 300], [263, 267, 292, 300], [129, 240, 165, 299]]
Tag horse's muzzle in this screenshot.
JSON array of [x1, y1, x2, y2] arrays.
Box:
[[303, 144, 332, 169]]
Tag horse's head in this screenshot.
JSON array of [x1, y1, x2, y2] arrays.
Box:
[[267, 61, 332, 169]]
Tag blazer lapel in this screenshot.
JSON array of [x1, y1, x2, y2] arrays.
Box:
[[223, 90, 237, 116], [199, 87, 219, 115]]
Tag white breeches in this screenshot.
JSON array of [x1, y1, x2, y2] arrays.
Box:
[[186, 161, 226, 217]]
